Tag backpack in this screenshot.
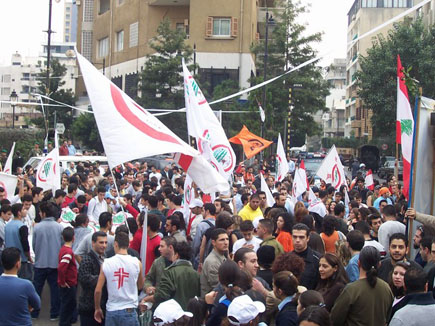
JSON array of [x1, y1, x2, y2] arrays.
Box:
[[201, 219, 215, 261]]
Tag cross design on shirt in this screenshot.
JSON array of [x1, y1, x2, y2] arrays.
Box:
[[114, 267, 129, 289]]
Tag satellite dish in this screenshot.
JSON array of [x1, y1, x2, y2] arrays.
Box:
[[65, 49, 76, 57]]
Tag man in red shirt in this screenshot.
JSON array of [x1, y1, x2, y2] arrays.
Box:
[[62, 184, 78, 209], [129, 213, 161, 274], [59, 141, 69, 156], [58, 227, 78, 326]]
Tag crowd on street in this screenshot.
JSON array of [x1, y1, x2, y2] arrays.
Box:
[[0, 148, 434, 326]]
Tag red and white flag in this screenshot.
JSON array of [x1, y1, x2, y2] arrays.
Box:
[[396, 55, 414, 199], [292, 160, 309, 200], [3, 142, 15, 174], [76, 52, 228, 194], [36, 147, 60, 193], [183, 60, 236, 181], [316, 145, 347, 190], [0, 172, 18, 200], [364, 169, 374, 191], [308, 188, 328, 217], [276, 133, 289, 182]]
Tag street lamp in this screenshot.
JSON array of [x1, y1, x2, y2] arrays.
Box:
[[10, 90, 18, 129]]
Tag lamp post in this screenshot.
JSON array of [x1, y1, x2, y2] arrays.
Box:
[[10, 90, 18, 129], [261, 9, 275, 162]]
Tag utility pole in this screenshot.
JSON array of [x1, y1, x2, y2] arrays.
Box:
[[44, 0, 53, 139], [261, 8, 270, 162]]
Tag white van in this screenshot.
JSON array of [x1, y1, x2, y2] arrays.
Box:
[[25, 155, 108, 174]]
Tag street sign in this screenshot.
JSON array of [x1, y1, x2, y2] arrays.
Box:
[[381, 143, 388, 150], [56, 123, 65, 134]]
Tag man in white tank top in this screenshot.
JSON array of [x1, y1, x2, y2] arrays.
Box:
[[94, 231, 144, 326]]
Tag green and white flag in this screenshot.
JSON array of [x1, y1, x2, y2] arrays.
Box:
[[36, 147, 60, 193]]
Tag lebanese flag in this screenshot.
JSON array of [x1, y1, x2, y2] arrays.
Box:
[[365, 169, 374, 191], [3, 142, 15, 174], [396, 55, 414, 199], [183, 60, 236, 180], [276, 133, 289, 182], [76, 52, 228, 194]]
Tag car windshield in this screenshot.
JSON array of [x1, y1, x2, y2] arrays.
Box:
[[304, 159, 323, 175]]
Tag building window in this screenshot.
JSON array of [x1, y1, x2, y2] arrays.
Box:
[[66, 21, 70, 27], [213, 18, 231, 36], [1, 87, 11, 96], [2, 74, 11, 83], [99, 0, 110, 15], [129, 22, 139, 48], [84, 0, 94, 22], [116, 30, 124, 52], [66, 28, 70, 34], [361, 0, 377, 7], [98, 37, 109, 58], [117, 0, 124, 5], [82, 30, 93, 60], [66, 14, 70, 19], [65, 36, 69, 42], [66, 6, 71, 12], [393, 0, 407, 7]]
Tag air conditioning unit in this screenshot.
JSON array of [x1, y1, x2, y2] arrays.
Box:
[[352, 14, 356, 21]]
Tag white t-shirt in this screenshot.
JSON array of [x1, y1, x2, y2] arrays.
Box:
[[378, 220, 406, 251], [232, 236, 262, 254], [103, 253, 140, 311], [364, 239, 386, 257]]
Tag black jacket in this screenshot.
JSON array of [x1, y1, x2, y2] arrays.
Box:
[[293, 247, 320, 290], [78, 250, 107, 316], [275, 300, 298, 326]]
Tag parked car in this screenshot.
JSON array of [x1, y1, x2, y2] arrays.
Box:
[[137, 154, 177, 171], [378, 160, 403, 180], [304, 159, 323, 179]]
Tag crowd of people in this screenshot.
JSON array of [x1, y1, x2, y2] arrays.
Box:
[[0, 153, 434, 326]]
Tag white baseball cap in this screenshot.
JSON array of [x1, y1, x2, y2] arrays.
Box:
[[227, 295, 265, 325], [153, 299, 193, 326], [189, 198, 204, 209]]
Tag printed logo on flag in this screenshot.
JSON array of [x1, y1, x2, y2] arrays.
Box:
[[0, 181, 8, 197], [331, 164, 342, 189], [198, 130, 234, 173], [37, 158, 56, 182], [112, 212, 127, 225], [185, 185, 192, 206]]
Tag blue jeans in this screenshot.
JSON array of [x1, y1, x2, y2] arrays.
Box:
[[59, 286, 76, 326], [105, 309, 139, 326], [31, 267, 60, 319]]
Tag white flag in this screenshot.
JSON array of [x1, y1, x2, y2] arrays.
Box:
[[308, 187, 328, 217], [364, 169, 374, 191], [276, 134, 289, 182], [316, 145, 347, 190], [292, 160, 309, 199], [76, 51, 228, 194], [183, 174, 195, 221], [0, 172, 18, 200], [36, 147, 60, 193], [260, 173, 275, 208], [140, 210, 148, 278], [183, 60, 236, 180], [3, 142, 15, 174]]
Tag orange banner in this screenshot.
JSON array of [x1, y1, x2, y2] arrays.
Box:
[[229, 125, 272, 159]]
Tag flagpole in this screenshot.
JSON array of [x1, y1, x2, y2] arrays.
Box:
[[407, 88, 422, 258], [109, 166, 130, 234]]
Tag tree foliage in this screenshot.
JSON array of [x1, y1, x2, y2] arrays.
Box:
[[248, 0, 329, 146], [71, 112, 104, 152], [356, 19, 435, 138], [33, 59, 76, 133], [136, 18, 196, 139]]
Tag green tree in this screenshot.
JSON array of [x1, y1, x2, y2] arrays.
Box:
[[71, 112, 104, 152], [136, 18, 196, 139], [356, 19, 435, 138], [248, 0, 329, 146], [33, 59, 76, 133]]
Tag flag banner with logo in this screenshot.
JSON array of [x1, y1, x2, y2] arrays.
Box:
[[76, 51, 228, 194], [229, 125, 273, 159], [292, 160, 309, 200], [36, 147, 60, 193], [316, 145, 347, 190], [3, 142, 15, 174], [60, 207, 76, 224], [183, 60, 236, 180], [260, 173, 275, 208], [365, 169, 374, 191], [0, 172, 18, 200], [396, 55, 414, 200], [276, 134, 289, 182]]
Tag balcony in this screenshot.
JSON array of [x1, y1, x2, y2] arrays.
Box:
[[149, 0, 190, 6]]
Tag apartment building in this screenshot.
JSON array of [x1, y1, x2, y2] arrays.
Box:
[[75, 0, 270, 101], [323, 58, 346, 138], [345, 0, 423, 139], [64, 1, 78, 43]]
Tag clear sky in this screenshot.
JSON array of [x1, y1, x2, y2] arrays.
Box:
[[0, 0, 353, 67]]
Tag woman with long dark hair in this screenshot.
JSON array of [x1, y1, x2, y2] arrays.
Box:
[[315, 253, 349, 311], [273, 271, 299, 326], [298, 305, 332, 326], [320, 216, 340, 254], [330, 246, 393, 326], [388, 261, 410, 322], [276, 212, 294, 252]]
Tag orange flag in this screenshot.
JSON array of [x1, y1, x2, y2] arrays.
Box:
[[229, 125, 272, 159]]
